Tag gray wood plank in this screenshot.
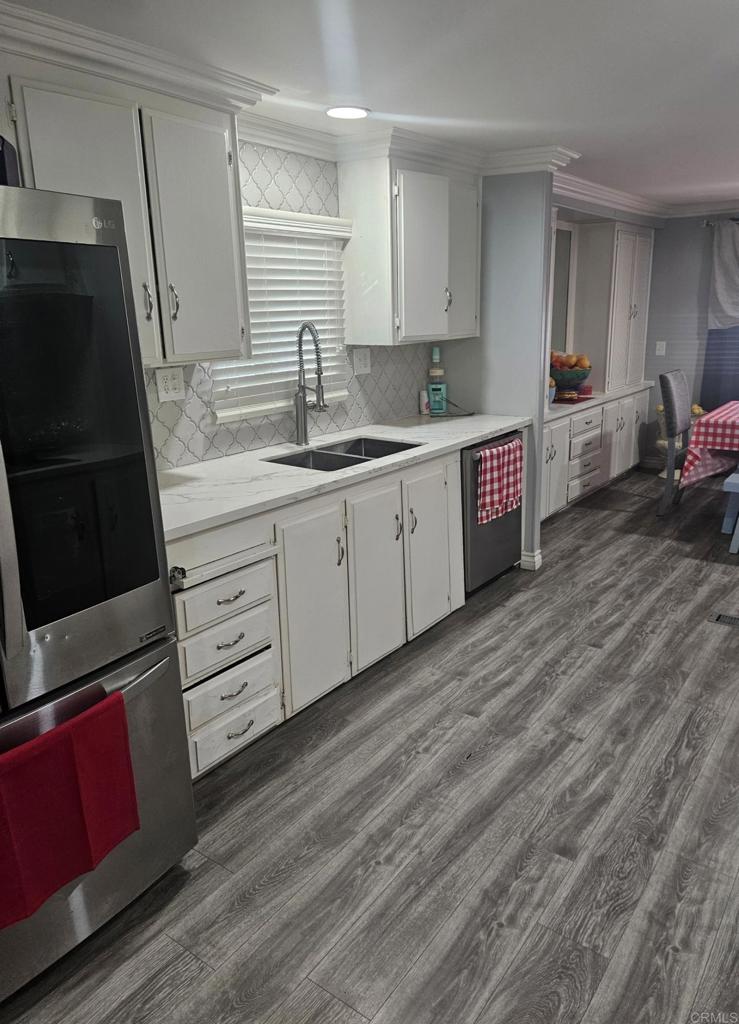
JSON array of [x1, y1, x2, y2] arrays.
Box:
[[370, 837, 572, 1024], [310, 727, 578, 1017], [263, 979, 368, 1024], [581, 850, 734, 1024], [541, 699, 720, 956], [689, 874, 739, 1021], [475, 924, 607, 1024]]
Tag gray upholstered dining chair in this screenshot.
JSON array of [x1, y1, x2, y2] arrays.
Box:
[[657, 369, 692, 516]]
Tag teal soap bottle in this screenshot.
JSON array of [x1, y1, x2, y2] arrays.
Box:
[[428, 346, 447, 416]]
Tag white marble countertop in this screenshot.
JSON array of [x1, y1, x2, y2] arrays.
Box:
[[543, 381, 654, 423], [157, 413, 531, 542]]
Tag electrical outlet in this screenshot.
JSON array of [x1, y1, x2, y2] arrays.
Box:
[[655, 341, 667, 356], [352, 347, 372, 375], [155, 367, 186, 402]]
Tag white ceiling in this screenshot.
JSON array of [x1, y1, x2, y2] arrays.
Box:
[[19, 0, 739, 204]]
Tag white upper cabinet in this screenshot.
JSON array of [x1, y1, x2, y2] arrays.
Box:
[[396, 169, 450, 341], [572, 221, 653, 394], [141, 111, 247, 362], [11, 81, 162, 363], [339, 151, 480, 347], [10, 77, 249, 366]]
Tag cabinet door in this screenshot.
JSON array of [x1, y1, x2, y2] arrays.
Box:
[[447, 180, 480, 338], [541, 425, 552, 521], [627, 233, 653, 385], [618, 396, 636, 473], [347, 484, 406, 672], [602, 400, 621, 478], [403, 467, 451, 637], [547, 420, 570, 515], [396, 169, 449, 341], [142, 110, 247, 361], [608, 229, 637, 390], [279, 504, 351, 712], [12, 80, 162, 364], [632, 390, 649, 467]]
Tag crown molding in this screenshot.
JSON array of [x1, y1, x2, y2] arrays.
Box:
[[552, 172, 670, 218], [0, 0, 277, 112], [237, 111, 340, 160], [335, 126, 486, 174], [665, 198, 739, 218], [482, 145, 581, 176]]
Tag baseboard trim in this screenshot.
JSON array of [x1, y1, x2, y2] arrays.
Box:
[[520, 549, 542, 571]]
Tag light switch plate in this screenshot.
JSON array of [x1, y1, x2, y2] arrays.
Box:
[[155, 366, 186, 402], [655, 341, 667, 356], [352, 347, 371, 375]]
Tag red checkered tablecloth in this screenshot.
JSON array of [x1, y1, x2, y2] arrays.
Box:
[[680, 400, 739, 487], [477, 437, 523, 524]]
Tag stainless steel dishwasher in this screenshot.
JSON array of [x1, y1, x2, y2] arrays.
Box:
[[462, 432, 523, 593]]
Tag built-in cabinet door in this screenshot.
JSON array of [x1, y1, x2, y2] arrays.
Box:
[[141, 110, 247, 361], [603, 397, 637, 477], [347, 484, 406, 672], [447, 180, 479, 338], [279, 504, 351, 713], [627, 233, 653, 385], [608, 229, 637, 390], [618, 396, 636, 473], [602, 401, 621, 478], [396, 169, 450, 341], [403, 467, 451, 637], [547, 420, 570, 516], [11, 80, 163, 363], [541, 425, 552, 521], [633, 390, 649, 466]]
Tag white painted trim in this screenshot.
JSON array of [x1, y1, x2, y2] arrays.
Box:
[[0, 0, 277, 112], [553, 171, 739, 221], [520, 549, 542, 571], [336, 126, 486, 175], [482, 146, 581, 176], [243, 205, 352, 240], [237, 111, 339, 160]]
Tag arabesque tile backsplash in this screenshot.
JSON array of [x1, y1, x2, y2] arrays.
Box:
[[146, 140, 430, 470]]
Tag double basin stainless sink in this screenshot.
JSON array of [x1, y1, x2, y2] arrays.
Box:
[[264, 436, 421, 472]]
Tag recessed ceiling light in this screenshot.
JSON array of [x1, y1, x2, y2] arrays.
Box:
[[326, 106, 370, 120]]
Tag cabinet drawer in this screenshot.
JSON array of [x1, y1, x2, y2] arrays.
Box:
[[183, 648, 277, 731], [570, 407, 603, 437], [568, 467, 605, 502], [192, 690, 282, 774], [180, 603, 272, 684], [570, 427, 602, 460], [174, 560, 273, 637], [568, 452, 602, 481]]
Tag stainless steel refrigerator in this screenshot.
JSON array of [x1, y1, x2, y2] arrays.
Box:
[[0, 186, 196, 1000]]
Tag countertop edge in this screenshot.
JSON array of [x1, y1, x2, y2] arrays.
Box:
[[160, 415, 532, 543], [543, 381, 654, 423]]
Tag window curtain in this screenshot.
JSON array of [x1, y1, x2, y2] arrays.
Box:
[[703, 220, 739, 408]]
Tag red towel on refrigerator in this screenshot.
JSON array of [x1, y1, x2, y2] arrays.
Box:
[[477, 437, 523, 524], [0, 691, 140, 929]]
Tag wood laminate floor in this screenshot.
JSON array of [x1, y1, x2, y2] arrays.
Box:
[[3, 471, 738, 1024]]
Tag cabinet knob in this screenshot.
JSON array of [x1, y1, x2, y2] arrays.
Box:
[[143, 282, 154, 321], [336, 536, 345, 566], [444, 286, 453, 312], [169, 282, 181, 321], [410, 508, 419, 534], [394, 513, 403, 541]]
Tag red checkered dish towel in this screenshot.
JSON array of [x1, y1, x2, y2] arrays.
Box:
[[477, 437, 523, 525]]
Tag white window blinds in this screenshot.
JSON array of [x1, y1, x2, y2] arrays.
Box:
[[212, 210, 351, 421]]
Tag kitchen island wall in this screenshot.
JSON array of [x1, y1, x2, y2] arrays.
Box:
[[146, 141, 430, 469]]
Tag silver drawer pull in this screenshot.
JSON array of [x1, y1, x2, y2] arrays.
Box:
[[583, 440, 593, 448], [584, 418, 593, 425], [583, 481, 591, 489], [227, 719, 254, 740], [220, 679, 249, 701], [394, 513, 403, 541], [583, 461, 592, 469], [216, 631, 245, 650], [217, 588, 246, 606]]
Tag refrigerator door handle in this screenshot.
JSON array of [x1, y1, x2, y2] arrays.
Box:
[[107, 656, 171, 703], [0, 441, 27, 660]]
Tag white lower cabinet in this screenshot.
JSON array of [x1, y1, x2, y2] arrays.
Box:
[[542, 387, 651, 520], [541, 421, 570, 519], [347, 483, 406, 672], [403, 466, 451, 638], [278, 502, 351, 713]]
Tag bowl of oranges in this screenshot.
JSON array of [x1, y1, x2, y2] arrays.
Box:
[[550, 351, 591, 394]]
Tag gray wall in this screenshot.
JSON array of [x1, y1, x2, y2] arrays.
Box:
[[445, 171, 552, 563]]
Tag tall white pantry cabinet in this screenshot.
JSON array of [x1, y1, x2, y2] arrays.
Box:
[[7, 73, 250, 366]]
